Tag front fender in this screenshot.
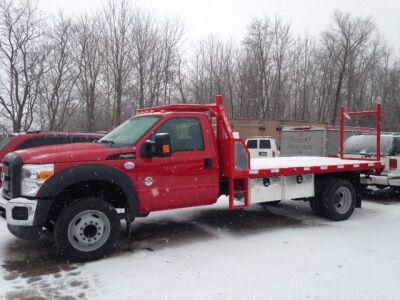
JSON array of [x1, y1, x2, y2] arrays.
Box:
[[37, 164, 139, 218]]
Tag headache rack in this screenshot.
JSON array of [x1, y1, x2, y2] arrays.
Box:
[[339, 103, 382, 161]]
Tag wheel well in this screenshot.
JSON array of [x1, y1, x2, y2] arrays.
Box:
[[315, 172, 361, 208], [48, 180, 128, 222]]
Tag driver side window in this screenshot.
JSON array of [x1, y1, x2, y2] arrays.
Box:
[[153, 118, 204, 152]]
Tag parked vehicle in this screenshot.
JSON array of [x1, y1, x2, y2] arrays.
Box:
[[0, 132, 103, 187], [0, 97, 384, 261], [280, 125, 374, 157], [344, 133, 400, 189], [245, 136, 280, 158]]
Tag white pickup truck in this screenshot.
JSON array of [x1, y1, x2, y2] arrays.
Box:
[[344, 133, 400, 189], [245, 136, 280, 158]]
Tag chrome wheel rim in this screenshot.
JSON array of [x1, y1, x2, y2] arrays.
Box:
[[67, 210, 111, 252], [333, 187, 352, 214]]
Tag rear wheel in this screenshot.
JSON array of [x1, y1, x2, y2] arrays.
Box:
[[309, 197, 325, 217], [321, 179, 356, 221], [310, 179, 326, 217], [54, 197, 121, 262]]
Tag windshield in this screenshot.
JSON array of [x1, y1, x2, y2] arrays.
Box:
[[344, 135, 394, 156], [99, 116, 160, 146]]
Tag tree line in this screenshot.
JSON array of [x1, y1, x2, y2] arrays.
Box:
[[0, 0, 399, 133]]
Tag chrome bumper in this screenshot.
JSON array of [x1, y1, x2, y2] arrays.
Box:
[[361, 175, 400, 187], [0, 188, 38, 226]]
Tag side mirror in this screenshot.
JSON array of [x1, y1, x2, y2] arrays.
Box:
[[155, 133, 171, 157], [141, 133, 171, 158], [141, 140, 156, 158]]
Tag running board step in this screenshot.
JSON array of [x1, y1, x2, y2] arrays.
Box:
[[229, 178, 250, 209]]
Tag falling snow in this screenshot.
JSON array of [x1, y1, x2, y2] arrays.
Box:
[[151, 188, 160, 197]]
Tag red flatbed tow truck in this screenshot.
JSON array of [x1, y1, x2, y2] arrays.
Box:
[[0, 96, 384, 261]]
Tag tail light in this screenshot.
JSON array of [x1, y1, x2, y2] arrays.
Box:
[[389, 159, 397, 170], [272, 151, 275, 157]]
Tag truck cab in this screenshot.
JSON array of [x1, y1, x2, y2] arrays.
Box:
[[245, 136, 280, 158], [0, 110, 221, 261]]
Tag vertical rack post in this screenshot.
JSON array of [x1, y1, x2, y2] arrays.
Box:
[[340, 106, 345, 159], [215, 95, 224, 141], [376, 103, 382, 161]]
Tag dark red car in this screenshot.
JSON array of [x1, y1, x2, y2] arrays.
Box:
[[0, 131, 103, 186]]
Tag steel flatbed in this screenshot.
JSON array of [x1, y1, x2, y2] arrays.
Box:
[[249, 156, 384, 177]]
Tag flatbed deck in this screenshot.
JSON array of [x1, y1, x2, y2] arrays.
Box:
[[249, 156, 385, 177]]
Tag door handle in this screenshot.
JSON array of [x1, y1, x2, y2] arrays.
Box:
[[204, 158, 212, 170]]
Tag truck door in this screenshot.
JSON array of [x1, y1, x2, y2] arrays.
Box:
[[136, 116, 219, 211]]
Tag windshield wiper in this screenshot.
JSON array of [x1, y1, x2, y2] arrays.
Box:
[[98, 139, 115, 144]]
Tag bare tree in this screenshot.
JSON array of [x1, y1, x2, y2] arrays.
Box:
[[131, 8, 157, 109], [242, 15, 293, 119], [1, 3, 399, 134], [158, 17, 184, 106], [174, 57, 189, 103], [103, 0, 133, 126], [322, 10, 376, 124], [291, 34, 317, 120], [74, 13, 104, 132], [0, 0, 45, 132], [187, 36, 238, 117], [39, 12, 79, 131]]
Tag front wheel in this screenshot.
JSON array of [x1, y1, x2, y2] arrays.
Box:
[[321, 179, 356, 221], [54, 197, 121, 262]]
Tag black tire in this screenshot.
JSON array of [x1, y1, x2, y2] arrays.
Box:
[[44, 220, 54, 232], [309, 197, 325, 217], [310, 178, 326, 217], [321, 179, 356, 221], [54, 197, 121, 262], [392, 187, 400, 195]]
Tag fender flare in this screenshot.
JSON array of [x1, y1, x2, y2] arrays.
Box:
[[37, 164, 139, 218]]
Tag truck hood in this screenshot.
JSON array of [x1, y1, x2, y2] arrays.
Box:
[[14, 143, 131, 164]]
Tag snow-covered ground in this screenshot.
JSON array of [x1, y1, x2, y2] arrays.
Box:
[[1, 195, 400, 300]]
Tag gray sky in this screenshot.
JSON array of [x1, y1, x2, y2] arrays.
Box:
[[39, 0, 400, 51]]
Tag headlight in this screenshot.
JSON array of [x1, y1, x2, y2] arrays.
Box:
[[21, 164, 54, 197]]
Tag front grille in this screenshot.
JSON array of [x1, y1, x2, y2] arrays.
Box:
[[2, 161, 11, 199], [2, 153, 22, 200]]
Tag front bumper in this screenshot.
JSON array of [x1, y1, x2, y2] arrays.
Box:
[[361, 174, 400, 187], [0, 187, 38, 226], [0, 187, 49, 240]]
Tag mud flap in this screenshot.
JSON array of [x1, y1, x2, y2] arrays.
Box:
[[8, 224, 42, 240]]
